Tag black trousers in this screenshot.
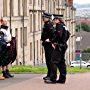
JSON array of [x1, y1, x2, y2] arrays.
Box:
[[43, 42, 53, 77], [50, 47, 67, 82]]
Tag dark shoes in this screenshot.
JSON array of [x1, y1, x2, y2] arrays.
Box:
[[44, 79, 56, 84], [43, 76, 50, 80], [2, 71, 10, 78], [2, 69, 14, 78], [56, 80, 65, 84], [44, 79, 65, 84], [43, 76, 66, 84], [43, 76, 56, 84], [44, 78, 66, 84], [6, 69, 14, 78]]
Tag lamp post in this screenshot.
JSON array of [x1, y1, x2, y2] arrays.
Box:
[[76, 36, 82, 68], [76, 11, 82, 69], [79, 16, 82, 69]]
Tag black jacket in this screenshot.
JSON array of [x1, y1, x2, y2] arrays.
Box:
[[52, 22, 65, 44], [41, 20, 54, 43]]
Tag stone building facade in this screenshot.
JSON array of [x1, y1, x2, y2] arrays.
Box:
[[0, 0, 75, 65]]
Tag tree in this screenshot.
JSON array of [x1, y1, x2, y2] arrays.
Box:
[[81, 22, 90, 32], [76, 24, 80, 32], [76, 22, 90, 32], [82, 48, 90, 61], [82, 48, 90, 53]]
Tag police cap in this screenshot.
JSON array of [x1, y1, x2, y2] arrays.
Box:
[[42, 12, 52, 18], [52, 14, 63, 20]]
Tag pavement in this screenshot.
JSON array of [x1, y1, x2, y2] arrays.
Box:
[[0, 72, 90, 90]]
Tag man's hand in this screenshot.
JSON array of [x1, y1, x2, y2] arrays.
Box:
[[45, 39, 50, 42], [52, 43, 57, 49]]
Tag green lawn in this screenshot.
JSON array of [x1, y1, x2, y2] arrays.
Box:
[[67, 67, 90, 74], [0, 65, 90, 74], [9, 65, 47, 73]]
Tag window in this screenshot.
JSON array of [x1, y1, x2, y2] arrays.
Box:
[[15, 28, 18, 50], [33, 13, 36, 31], [61, 0, 65, 5], [53, 1, 55, 13], [24, 27, 27, 46], [67, 7, 70, 18], [15, 28, 18, 65], [10, 0, 14, 16], [30, 14, 32, 32], [37, 40, 38, 59], [61, 10, 65, 16], [15, 28, 18, 38], [34, 0, 37, 6], [20, 27, 23, 48], [42, 0, 44, 5], [30, 0, 32, 4], [20, 27, 27, 47], [68, 0, 73, 6], [40, 40, 42, 56], [30, 42, 32, 61], [38, 0, 40, 5], [24, 0, 27, 16], [18, 0, 21, 16], [3, 0, 7, 16], [56, 0, 59, 6], [38, 12, 40, 31]]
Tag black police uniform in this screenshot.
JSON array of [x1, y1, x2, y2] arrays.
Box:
[[50, 22, 67, 83], [41, 14, 54, 79]]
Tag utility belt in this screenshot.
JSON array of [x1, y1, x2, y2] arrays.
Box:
[[56, 43, 67, 51], [58, 43, 67, 47]]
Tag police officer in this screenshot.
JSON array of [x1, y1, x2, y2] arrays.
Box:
[[41, 12, 54, 80], [45, 14, 68, 84]]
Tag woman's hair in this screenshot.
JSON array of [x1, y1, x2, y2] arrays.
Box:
[[0, 19, 4, 23], [0, 18, 7, 22], [58, 18, 64, 23]]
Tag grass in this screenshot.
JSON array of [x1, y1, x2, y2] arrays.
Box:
[[0, 65, 90, 74], [9, 65, 47, 73], [67, 67, 90, 74]]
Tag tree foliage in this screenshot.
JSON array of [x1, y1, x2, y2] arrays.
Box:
[[82, 48, 90, 53], [76, 22, 90, 32]]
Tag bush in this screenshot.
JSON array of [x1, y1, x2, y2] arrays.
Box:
[[82, 48, 90, 53], [76, 22, 90, 32]]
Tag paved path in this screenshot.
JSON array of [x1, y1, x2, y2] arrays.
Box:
[[0, 72, 90, 90]]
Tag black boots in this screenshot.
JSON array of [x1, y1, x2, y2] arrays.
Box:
[[2, 70, 10, 78], [6, 69, 14, 78], [56, 76, 66, 84], [2, 69, 14, 78], [43, 76, 50, 80], [56, 80, 65, 84]]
